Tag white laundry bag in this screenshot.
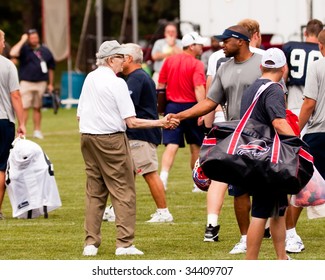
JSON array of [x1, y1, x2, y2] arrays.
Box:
[[6, 137, 62, 218]]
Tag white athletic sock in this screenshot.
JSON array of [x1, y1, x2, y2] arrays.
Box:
[[286, 228, 297, 238], [160, 171, 168, 181], [160, 171, 169, 189], [157, 208, 169, 214], [207, 214, 218, 227], [241, 235, 247, 243]]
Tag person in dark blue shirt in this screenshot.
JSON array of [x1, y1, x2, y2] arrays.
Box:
[[10, 29, 55, 139], [240, 48, 295, 259], [122, 43, 173, 223]]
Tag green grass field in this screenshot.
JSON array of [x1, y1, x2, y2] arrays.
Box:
[[1, 108, 325, 260]]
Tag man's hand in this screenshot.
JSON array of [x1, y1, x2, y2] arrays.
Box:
[[198, 116, 204, 126], [162, 113, 180, 129], [166, 35, 176, 47], [17, 124, 26, 136], [47, 84, 54, 93], [21, 33, 28, 43]]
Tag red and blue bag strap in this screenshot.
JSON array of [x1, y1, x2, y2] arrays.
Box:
[[227, 82, 274, 155]]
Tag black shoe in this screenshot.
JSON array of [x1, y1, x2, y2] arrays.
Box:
[[264, 227, 271, 238], [204, 224, 220, 242]]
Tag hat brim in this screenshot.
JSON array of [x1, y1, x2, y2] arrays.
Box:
[[214, 35, 230, 41], [116, 47, 129, 55], [214, 29, 250, 42], [195, 38, 207, 45]]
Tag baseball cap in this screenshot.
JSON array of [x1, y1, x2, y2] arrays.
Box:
[[215, 29, 250, 42], [96, 40, 128, 59], [182, 32, 207, 47], [261, 48, 286, 68]]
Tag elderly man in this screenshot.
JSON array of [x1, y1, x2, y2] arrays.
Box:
[[77, 40, 177, 256]]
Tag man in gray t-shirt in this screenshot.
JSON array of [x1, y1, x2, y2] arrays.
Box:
[[299, 29, 325, 180], [0, 29, 25, 219], [208, 53, 262, 121], [170, 25, 263, 254]]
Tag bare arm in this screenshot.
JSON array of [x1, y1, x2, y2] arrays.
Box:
[[48, 69, 55, 92], [175, 98, 218, 121], [151, 51, 167, 61], [10, 90, 26, 135], [203, 75, 224, 127], [195, 84, 206, 102], [157, 82, 166, 90], [9, 34, 28, 58], [298, 97, 316, 131], [195, 84, 207, 126], [272, 118, 295, 135], [125, 114, 179, 129]]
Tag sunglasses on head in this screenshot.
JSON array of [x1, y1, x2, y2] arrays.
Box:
[[27, 29, 38, 35]]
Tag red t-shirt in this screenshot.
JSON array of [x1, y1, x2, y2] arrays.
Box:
[[158, 53, 206, 103]]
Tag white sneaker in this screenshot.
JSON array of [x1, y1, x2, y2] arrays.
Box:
[[115, 245, 144, 255], [103, 205, 115, 222], [33, 130, 44, 139], [192, 184, 204, 193], [146, 211, 173, 223], [83, 245, 98, 256], [286, 234, 305, 253], [229, 237, 247, 254]]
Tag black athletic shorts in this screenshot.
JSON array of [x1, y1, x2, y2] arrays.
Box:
[[0, 119, 15, 171]]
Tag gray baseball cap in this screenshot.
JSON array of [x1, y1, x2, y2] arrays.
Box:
[[96, 40, 128, 59]]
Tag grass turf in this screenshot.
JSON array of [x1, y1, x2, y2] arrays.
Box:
[[0, 108, 324, 260]]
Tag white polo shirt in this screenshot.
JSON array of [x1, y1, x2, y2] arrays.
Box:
[[77, 66, 136, 134]]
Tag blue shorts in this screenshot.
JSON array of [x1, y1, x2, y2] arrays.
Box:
[[228, 184, 248, 197], [303, 133, 325, 179], [251, 192, 288, 219], [0, 119, 15, 171], [162, 102, 204, 148], [228, 184, 287, 218]]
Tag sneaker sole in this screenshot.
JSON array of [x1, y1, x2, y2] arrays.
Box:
[[116, 252, 144, 255], [286, 247, 305, 254], [203, 236, 219, 242], [229, 249, 246, 255], [146, 219, 174, 223]]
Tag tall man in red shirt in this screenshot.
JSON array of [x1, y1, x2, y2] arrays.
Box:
[[157, 32, 206, 191]]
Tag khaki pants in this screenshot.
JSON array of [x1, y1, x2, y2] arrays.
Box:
[[81, 133, 136, 249]]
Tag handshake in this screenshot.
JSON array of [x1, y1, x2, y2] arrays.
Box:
[[160, 113, 180, 129]]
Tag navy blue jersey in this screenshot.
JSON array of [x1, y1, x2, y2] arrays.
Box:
[[216, 57, 230, 73], [282, 41, 321, 86], [126, 68, 162, 145]]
